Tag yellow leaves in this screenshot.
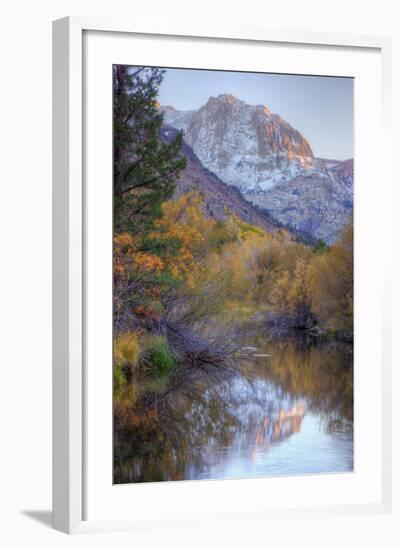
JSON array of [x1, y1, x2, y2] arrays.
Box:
[[113, 188, 352, 333], [287, 259, 311, 310], [156, 191, 214, 245], [114, 331, 141, 369], [152, 192, 215, 286], [270, 270, 292, 312], [233, 216, 267, 241], [306, 224, 353, 330], [235, 220, 353, 332]]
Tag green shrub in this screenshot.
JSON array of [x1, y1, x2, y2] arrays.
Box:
[[142, 335, 177, 386], [113, 364, 126, 391]]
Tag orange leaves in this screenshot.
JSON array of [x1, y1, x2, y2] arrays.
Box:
[[113, 194, 215, 318], [113, 232, 167, 319], [114, 232, 135, 249], [114, 232, 164, 277], [135, 252, 164, 273], [133, 304, 161, 320], [113, 189, 352, 333]]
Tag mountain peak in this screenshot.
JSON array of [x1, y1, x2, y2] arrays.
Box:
[[217, 93, 240, 103], [256, 103, 272, 116], [208, 94, 272, 115], [163, 94, 315, 191], [206, 93, 243, 106]]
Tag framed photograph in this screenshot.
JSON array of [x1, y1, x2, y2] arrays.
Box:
[[53, 17, 392, 534]]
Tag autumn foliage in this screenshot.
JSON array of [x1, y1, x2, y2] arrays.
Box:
[[112, 63, 353, 445], [115, 186, 353, 333]]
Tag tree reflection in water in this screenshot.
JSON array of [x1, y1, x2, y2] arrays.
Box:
[[114, 340, 353, 483]]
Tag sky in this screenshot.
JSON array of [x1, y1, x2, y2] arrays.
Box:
[[156, 68, 354, 161]]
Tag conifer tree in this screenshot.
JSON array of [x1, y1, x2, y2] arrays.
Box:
[[113, 65, 186, 233]]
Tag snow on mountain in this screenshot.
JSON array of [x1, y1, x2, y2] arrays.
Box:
[[163, 94, 314, 192], [162, 94, 353, 243], [330, 159, 354, 193], [159, 125, 280, 234], [161, 106, 195, 132]]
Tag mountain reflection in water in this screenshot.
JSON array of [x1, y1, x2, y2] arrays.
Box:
[[114, 340, 353, 483]]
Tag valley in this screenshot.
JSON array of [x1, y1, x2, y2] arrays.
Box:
[[113, 66, 354, 484], [163, 94, 353, 243]]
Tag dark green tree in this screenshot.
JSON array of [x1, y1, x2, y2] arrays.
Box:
[[312, 238, 328, 254], [113, 65, 186, 233]]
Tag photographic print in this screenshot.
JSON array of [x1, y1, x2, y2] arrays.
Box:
[[113, 66, 353, 484]]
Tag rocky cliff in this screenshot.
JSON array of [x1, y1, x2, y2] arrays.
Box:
[[163, 95, 353, 243], [159, 126, 280, 234]]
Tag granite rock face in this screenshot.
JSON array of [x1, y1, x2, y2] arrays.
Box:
[[159, 126, 279, 234], [330, 158, 354, 193], [163, 94, 353, 243]]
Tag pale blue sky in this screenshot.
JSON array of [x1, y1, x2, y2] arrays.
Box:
[[157, 68, 353, 161]]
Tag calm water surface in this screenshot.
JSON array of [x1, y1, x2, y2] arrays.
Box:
[[114, 339, 353, 483]]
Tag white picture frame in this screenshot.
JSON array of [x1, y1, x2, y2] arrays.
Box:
[[52, 16, 392, 534]]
